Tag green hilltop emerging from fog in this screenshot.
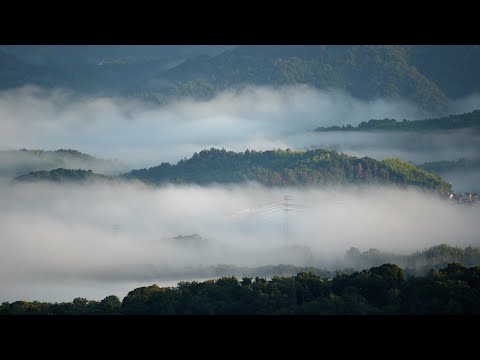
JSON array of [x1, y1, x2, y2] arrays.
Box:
[[3, 45, 480, 315], [13, 148, 452, 194]]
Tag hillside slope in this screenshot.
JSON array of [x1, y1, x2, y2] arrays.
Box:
[[162, 45, 451, 114], [2, 46, 480, 115], [315, 109, 480, 132], [127, 148, 452, 193], [14, 168, 111, 183]]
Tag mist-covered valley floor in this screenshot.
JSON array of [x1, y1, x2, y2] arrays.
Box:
[[1, 84, 480, 303], [1, 181, 479, 302]]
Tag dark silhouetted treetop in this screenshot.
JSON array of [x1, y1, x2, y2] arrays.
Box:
[[315, 109, 480, 132], [13, 168, 112, 183], [3, 263, 480, 314], [418, 158, 480, 174]]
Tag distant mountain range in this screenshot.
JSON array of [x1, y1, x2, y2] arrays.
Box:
[[1, 45, 480, 115], [13, 148, 453, 194], [418, 158, 480, 174], [315, 109, 480, 132]]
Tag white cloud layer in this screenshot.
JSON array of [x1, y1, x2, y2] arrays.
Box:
[[1, 85, 480, 302], [0, 85, 434, 169], [1, 181, 479, 302]]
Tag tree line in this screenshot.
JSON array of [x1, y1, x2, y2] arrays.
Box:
[[12, 148, 452, 194], [127, 148, 452, 193], [2, 262, 480, 314], [418, 158, 480, 174], [315, 109, 480, 132]]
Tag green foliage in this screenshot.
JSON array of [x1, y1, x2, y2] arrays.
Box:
[[418, 158, 480, 174], [162, 45, 452, 114], [15, 149, 446, 193], [117, 263, 480, 315], [4, 263, 480, 314], [13, 168, 112, 183], [382, 158, 452, 193], [127, 148, 451, 193], [0, 294, 121, 315], [315, 109, 480, 132], [100, 295, 122, 313], [410, 45, 480, 98], [403, 263, 480, 314], [3, 46, 480, 114]]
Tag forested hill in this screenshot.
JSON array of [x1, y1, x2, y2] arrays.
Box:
[[0, 149, 124, 177], [162, 45, 452, 114], [3, 262, 480, 314], [315, 109, 480, 132], [14, 168, 112, 183], [127, 148, 452, 193], [3, 45, 480, 115]]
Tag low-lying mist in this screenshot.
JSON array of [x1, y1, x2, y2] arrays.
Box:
[[1, 181, 479, 302], [1, 85, 479, 179], [0, 150, 127, 180], [429, 170, 480, 193], [1, 84, 480, 301], [306, 129, 480, 165]]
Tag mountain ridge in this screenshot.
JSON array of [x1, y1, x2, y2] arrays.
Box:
[[2, 45, 480, 115], [12, 148, 452, 194], [315, 109, 480, 132]]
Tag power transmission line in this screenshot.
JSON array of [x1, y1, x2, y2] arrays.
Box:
[[230, 192, 346, 244]]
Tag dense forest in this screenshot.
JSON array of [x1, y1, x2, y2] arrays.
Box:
[[2, 262, 480, 314], [126, 148, 452, 193], [14, 148, 452, 194], [14, 168, 112, 183], [162, 45, 451, 114], [0, 46, 231, 95], [315, 109, 480, 132], [12, 148, 452, 193], [3, 45, 480, 316], [2, 45, 480, 114]]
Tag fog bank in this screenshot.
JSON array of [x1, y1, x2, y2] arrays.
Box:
[[1, 181, 478, 302], [0, 85, 429, 169]]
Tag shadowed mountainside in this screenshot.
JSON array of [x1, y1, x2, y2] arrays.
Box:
[[2, 45, 480, 114]]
